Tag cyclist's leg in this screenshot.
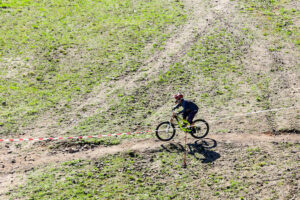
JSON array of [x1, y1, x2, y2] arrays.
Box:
[[188, 110, 198, 126], [182, 112, 188, 127]]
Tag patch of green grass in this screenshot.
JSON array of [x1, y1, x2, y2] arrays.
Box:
[[0, 0, 186, 135], [9, 151, 195, 199], [247, 147, 261, 153], [8, 150, 201, 199]]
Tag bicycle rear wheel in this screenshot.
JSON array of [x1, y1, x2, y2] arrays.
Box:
[[190, 119, 209, 139], [155, 122, 176, 141]]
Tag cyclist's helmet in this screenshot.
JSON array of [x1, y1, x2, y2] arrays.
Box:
[[174, 93, 183, 102]]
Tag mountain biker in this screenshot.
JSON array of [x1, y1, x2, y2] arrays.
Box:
[[172, 93, 199, 127]]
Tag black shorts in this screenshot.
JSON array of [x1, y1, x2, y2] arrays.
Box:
[[183, 110, 198, 124]]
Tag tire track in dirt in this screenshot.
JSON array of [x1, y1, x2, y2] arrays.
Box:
[[58, 0, 249, 138], [207, 0, 300, 133], [19, 0, 215, 139]]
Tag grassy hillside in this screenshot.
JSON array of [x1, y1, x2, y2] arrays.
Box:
[[1, 0, 299, 199], [69, 2, 299, 137], [0, 0, 186, 135], [1, 0, 298, 137], [237, 0, 300, 48]]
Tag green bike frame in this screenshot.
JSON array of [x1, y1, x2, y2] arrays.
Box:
[[171, 115, 191, 133]]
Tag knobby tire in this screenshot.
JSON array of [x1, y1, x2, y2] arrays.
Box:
[[190, 119, 209, 139]]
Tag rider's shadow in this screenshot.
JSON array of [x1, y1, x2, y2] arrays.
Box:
[[161, 138, 220, 163]]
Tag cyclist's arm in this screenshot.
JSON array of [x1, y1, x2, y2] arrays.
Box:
[[172, 103, 180, 111], [177, 109, 184, 114]]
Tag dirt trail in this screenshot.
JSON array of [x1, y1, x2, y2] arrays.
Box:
[[1, 132, 299, 197], [2, 133, 300, 173]]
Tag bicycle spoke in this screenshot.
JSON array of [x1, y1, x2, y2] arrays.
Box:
[[156, 122, 175, 141]]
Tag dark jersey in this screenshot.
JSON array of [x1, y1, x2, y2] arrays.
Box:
[[173, 99, 199, 114]]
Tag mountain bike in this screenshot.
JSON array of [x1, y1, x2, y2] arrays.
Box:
[[155, 112, 209, 141]]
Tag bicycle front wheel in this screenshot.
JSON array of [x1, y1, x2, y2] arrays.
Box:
[[155, 122, 176, 141], [190, 119, 209, 139]]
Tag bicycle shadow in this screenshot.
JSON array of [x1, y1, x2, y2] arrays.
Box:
[[160, 138, 220, 163]]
